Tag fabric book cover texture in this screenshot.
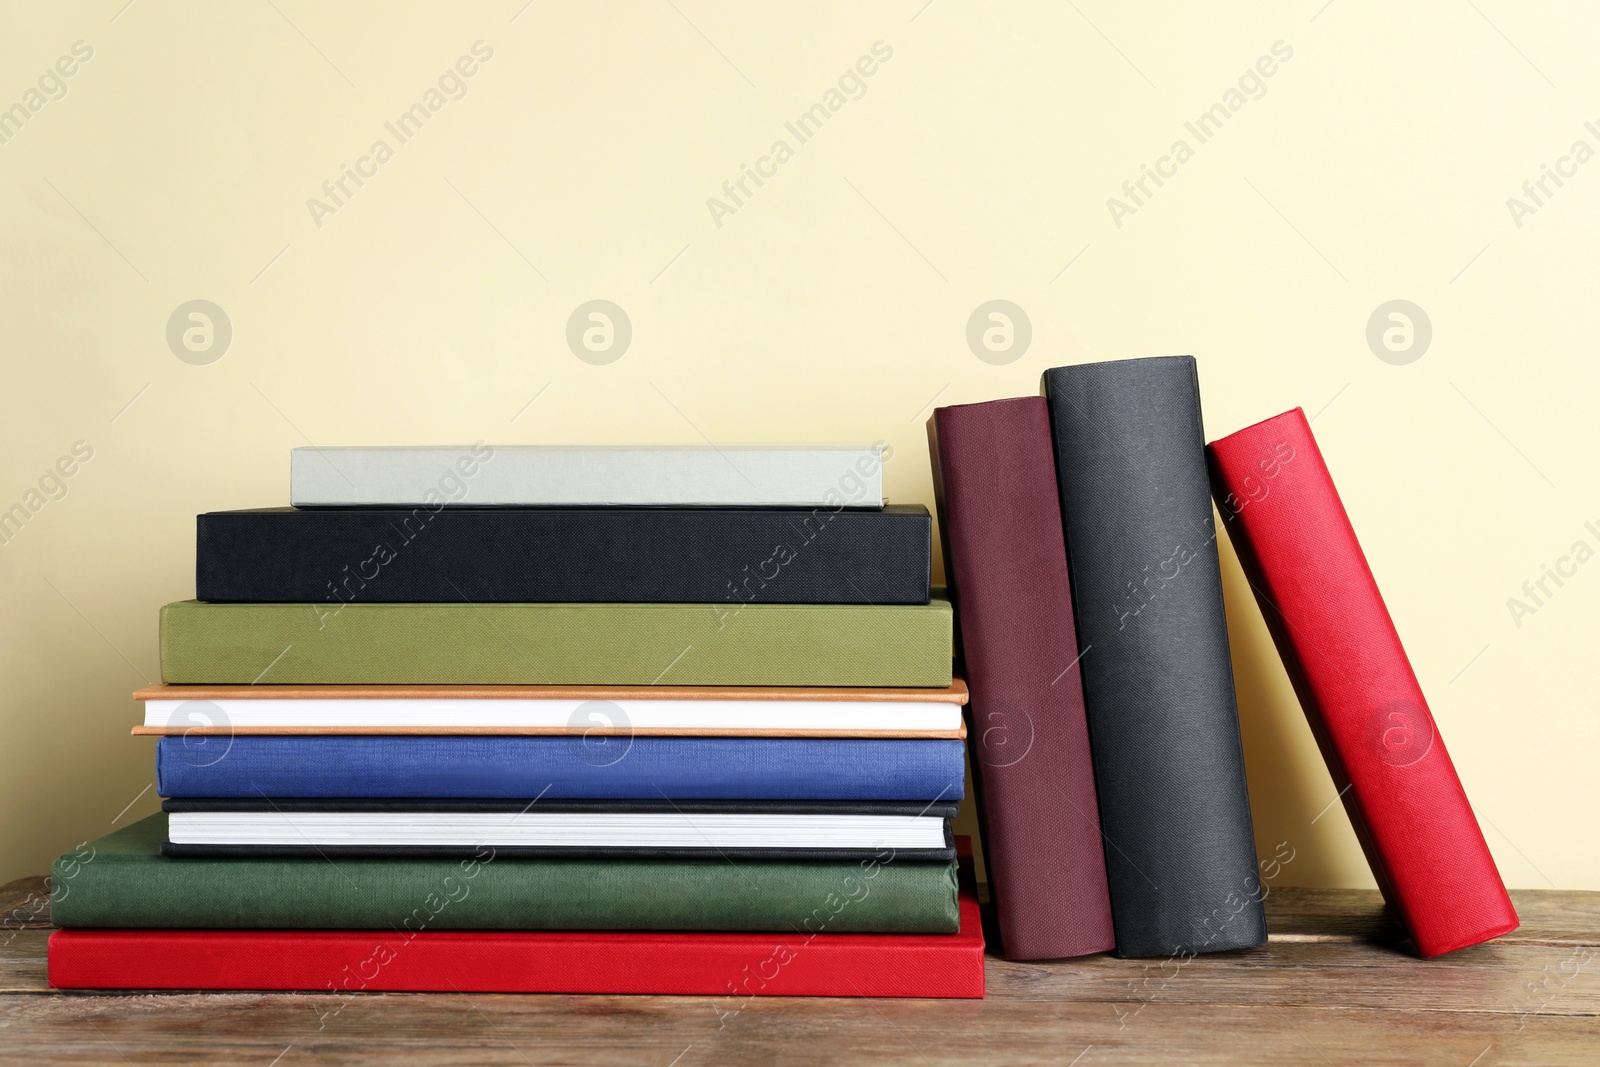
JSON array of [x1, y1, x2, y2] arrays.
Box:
[[290, 445, 887, 507], [1042, 356, 1266, 957], [158, 596, 954, 687], [156, 735, 968, 800], [46, 894, 985, 997], [1207, 407, 1517, 957], [47, 850, 986, 996], [195, 505, 931, 605], [50, 815, 960, 933], [928, 397, 1116, 959]]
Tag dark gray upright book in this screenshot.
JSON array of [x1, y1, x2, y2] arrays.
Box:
[[1041, 356, 1265, 958]]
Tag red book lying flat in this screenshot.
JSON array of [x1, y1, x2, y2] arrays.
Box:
[[49, 861, 985, 997], [1206, 408, 1517, 957]]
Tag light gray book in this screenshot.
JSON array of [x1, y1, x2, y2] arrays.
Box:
[[290, 445, 886, 507]]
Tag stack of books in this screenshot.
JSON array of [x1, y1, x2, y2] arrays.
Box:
[[46, 355, 1517, 981], [47, 445, 986, 997]]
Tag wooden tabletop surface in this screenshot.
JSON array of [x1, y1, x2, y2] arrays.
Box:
[[1, 876, 1594, 1065]]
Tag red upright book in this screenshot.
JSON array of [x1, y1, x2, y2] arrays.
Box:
[[49, 856, 986, 996], [928, 398, 1116, 959], [1206, 408, 1517, 957]]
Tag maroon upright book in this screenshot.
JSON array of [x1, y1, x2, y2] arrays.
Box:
[[928, 396, 1116, 959]]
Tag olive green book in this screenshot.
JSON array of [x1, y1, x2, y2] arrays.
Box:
[[51, 815, 960, 933], [159, 595, 953, 686]]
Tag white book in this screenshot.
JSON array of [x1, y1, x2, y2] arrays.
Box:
[[164, 810, 950, 852], [138, 696, 962, 736], [290, 444, 886, 507]]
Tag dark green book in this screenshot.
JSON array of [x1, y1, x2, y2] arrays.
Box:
[[159, 595, 954, 687], [50, 816, 960, 933]]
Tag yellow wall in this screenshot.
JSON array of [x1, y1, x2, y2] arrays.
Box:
[[3, 2, 1595, 889]]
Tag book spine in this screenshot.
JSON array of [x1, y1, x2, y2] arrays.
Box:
[[157, 736, 968, 801], [1206, 408, 1517, 957], [195, 507, 931, 605], [290, 446, 886, 507], [158, 599, 954, 687], [1042, 356, 1266, 957], [159, 844, 957, 863], [928, 398, 1115, 959], [48, 902, 984, 997], [51, 829, 961, 934]]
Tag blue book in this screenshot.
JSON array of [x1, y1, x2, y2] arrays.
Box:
[[157, 736, 967, 801]]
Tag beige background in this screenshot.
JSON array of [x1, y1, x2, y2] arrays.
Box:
[[2, 1, 1595, 890]]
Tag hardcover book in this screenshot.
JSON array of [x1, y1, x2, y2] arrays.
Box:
[[157, 597, 955, 687], [290, 445, 888, 508], [928, 397, 1116, 959], [154, 735, 968, 800], [1206, 407, 1517, 957], [195, 505, 931, 605], [50, 815, 961, 933], [48, 848, 986, 996], [134, 682, 968, 736], [159, 799, 960, 861], [1042, 356, 1266, 957]]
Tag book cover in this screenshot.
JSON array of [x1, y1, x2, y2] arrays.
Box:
[[158, 596, 955, 687], [155, 735, 968, 800], [50, 815, 961, 933], [928, 397, 1116, 959], [290, 445, 887, 508], [159, 798, 960, 862], [195, 505, 931, 605], [1042, 356, 1266, 957], [48, 849, 985, 996], [1206, 407, 1517, 957], [134, 681, 968, 737]]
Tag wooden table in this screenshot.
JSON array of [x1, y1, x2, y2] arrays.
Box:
[[2, 876, 1594, 1065]]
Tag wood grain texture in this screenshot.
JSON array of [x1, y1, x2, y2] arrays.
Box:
[[1, 882, 1596, 1065]]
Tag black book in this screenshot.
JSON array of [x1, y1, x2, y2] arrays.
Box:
[[160, 798, 958, 862], [1042, 356, 1265, 958], [195, 505, 931, 605]]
